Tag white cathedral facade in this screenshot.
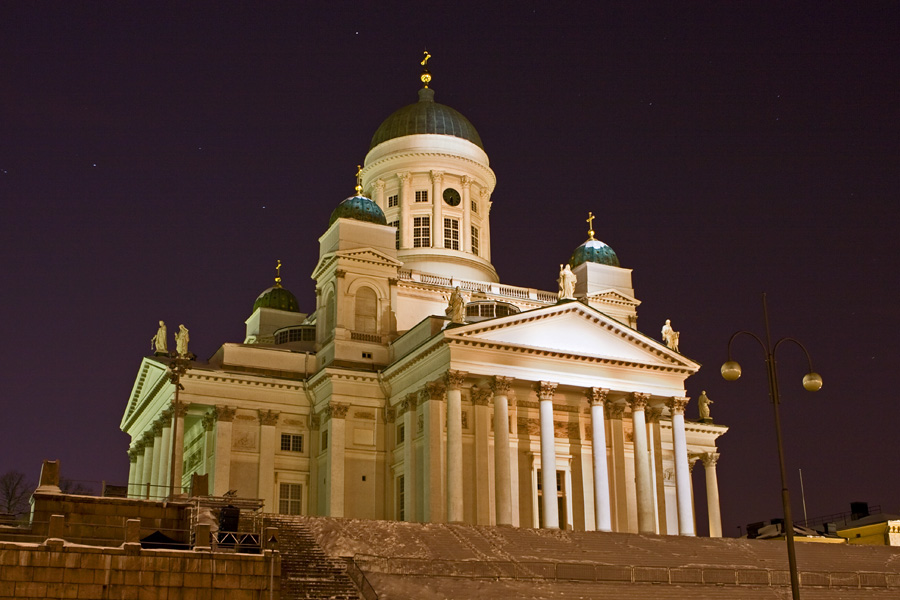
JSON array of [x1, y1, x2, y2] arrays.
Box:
[[121, 64, 727, 536]]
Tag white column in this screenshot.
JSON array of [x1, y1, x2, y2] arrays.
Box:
[[508, 396, 521, 527], [472, 387, 492, 524], [326, 402, 348, 517], [589, 388, 612, 532], [445, 370, 466, 523], [703, 452, 722, 537], [480, 188, 492, 262], [537, 381, 559, 530], [667, 397, 695, 536], [491, 376, 513, 526], [258, 410, 279, 512], [213, 406, 236, 496], [158, 411, 173, 495], [422, 381, 446, 522], [461, 176, 472, 252], [149, 423, 164, 499], [431, 170, 443, 248], [401, 394, 418, 521], [140, 433, 154, 499], [201, 412, 215, 475], [398, 172, 411, 248], [647, 408, 667, 534], [171, 402, 188, 495], [373, 179, 385, 208], [127, 449, 139, 498], [607, 403, 627, 531], [629, 393, 655, 534]]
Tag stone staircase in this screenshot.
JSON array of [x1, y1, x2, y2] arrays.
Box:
[[264, 515, 363, 600]]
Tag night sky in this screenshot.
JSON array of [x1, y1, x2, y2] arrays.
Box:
[[2, 3, 898, 537]]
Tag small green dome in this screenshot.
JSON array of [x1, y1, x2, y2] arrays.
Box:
[[329, 195, 387, 227], [370, 88, 484, 150], [569, 239, 620, 268], [253, 286, 300, 313]]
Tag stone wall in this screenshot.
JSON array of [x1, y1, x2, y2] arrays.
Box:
[[0, 540, 280, 600]]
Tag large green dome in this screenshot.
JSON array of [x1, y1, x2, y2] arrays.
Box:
[[253, 285, 300, 313], [569, 239, 620, 268], [370, 88, 484, 150], [329, 195, 387, 227]]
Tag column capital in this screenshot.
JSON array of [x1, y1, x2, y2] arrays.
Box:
[[461, 175, 473, 190], [400, 393, 418, 415], [444, 370, 468, 390], [628, 392, 651, 411], [606, 402, 626, 420], [398, 171, 411, 184], [666, 396, 690, 415], [384, 407, 396, 424], [127, 449, 139, 462], [646, 407, 663, 423], [151, 422, 164, 436], [172, 399, 189, 418], [430, 170, 444, 184], [536, 381, 558, 401], [374, 179, 386, 191], [202, 411, 216, 431], [688, 453, 702, 473], [160, 407, 174, 422], [214, 406, 237, 422], [587, 387, 609, 407], [702, 452, 720, 468], [309, 412, 320, 430], [424, 379, 446, 401], [328, 402, 350, 420], [141, 432, 155, 446], [258, 409, 280, 427], [490, 375, 513, 394], [471, 387, 492, 406], [131, 440, 145, 453]]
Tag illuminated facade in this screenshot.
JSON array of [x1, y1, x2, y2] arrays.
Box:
[[121, 67, 727, 535]]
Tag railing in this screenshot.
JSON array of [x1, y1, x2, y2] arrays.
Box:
[[396, 268, 557, 306], [350, 331, 382, 343], [802, 505, 882, 528], [345, 558, 380, 600]]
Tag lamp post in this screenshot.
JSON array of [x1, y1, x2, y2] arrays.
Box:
[[721, 293, 822, 600]]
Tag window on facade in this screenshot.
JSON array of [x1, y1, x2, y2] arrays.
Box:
[[388, 194, 399, 208], [397, 423, 405, 443], [323, 291, 335, 341], [444, 218, 460, 250], [413, 216, 430, 248], [355, 287, 377, 333], [415, 190, 428, 203], [471, 226, 479, 256], [280, 433, 303, 453], [397, 475, 405, 521], [390, 220, 400, 249], [471, 200, 478, 213], [279, 483, 303, 515], [536, 469, 568, 530]]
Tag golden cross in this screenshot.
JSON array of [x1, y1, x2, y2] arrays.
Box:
[[586, 211, 596, 240], [275, 259, 283, 286], [421, 50, 431, 67], [355, 165, 363, 195], [420, 50, 432, 87]]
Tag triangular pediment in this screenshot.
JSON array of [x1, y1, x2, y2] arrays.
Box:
[[445, 302, 696, 370], [586, 288, 640, 307], [120, 357, 170, 429], [312, 248, 403, 279]]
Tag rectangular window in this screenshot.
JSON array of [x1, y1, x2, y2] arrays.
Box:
[[398, 475, 405, 521], [390, 220, 400, 249], [443, 218, 460, 250], [397, 423, 405, 443], [321, 430, 329, 450], [471, 199, 478, 213], [280, 433, 303, 453], [415, 190, 428, 203], [388, 194, 399, 208], [279, 483, 303, 515], [471, 226, 479, 256], [413, 216, 430, 248]]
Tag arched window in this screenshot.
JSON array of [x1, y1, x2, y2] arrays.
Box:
[[323, 291, 335, 340], [355, 287, 377, 333]]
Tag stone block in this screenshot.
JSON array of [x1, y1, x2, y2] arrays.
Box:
[[224, 559, 242, 575], [184, 572, 212, 588], [0, 549, 16, 566], [859, 572, 887, 587], [77, 584, 105, 599], [6, 565, 34, 581], [595, 565, 631, 582], [633, 566, 668, 583], [829, 571, 859, 587], [81, 553, 108, 570], [0, 581, 16, 596], [168, 572, 184, 587], [64, 566, 97, 584], [33, 566, 65, 583], [124, 569, 141, 586], [670, 567, 702, 583], [30, 550, 50, 568], [137, 584, 160, 600], [736, 569, 769, 585], [54, 551, 74, 569], [18, 551, 34, 566], [14, 581, 47, 598]]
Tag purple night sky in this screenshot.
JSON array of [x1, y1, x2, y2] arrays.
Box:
[[1, 3, 898, 536]]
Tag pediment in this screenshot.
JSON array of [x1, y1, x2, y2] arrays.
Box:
[[121, 357, 170, 428], [586, 288, 640, 307], [445, 302, 695, 369], [312, 248, 402, 279]]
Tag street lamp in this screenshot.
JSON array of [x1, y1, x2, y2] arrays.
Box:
[[721, 293, 822, 600]]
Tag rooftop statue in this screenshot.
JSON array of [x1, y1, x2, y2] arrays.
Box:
[[447, 286, 466, 324], [558, 264, 576, 300], [151, 321, 167, 354], [661, 319, 680, 352], [698, 390, 714, 421], [175, 324, 190, 357]]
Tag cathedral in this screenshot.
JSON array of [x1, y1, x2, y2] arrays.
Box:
[[120, 59, 727, 536]]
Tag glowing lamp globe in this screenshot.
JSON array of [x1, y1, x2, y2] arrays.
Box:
[[721, 361, 742, 381], [802, 372, 823, 392]]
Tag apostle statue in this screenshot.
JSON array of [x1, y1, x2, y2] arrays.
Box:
[[661, 319, 680, 352], [558, 264, 576, 300], [698, 390, 714, 421], [175, 324, 190, 357], [151, 321, 167, 354], [447, 286, 466, 324]]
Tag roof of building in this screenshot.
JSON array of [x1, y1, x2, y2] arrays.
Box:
[[252, 285, 300, 313], [328, 194, 387, 227], [369, 87, 484, 150], [570, 238, 620, 268]]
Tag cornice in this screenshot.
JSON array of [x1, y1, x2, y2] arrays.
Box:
[[363, 151, 497, 190]]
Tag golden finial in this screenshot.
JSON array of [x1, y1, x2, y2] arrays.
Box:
[[420, 50, 432, 88], [586, 212, 596, 241], [274, 259, 283, 287], [355, 164, 363, 196]]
